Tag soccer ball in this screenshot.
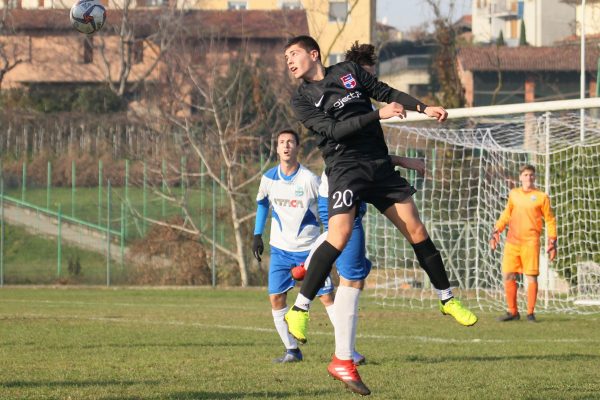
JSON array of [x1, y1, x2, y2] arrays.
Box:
[[290, 263, 306, 281], [70, 0, 107, 35]]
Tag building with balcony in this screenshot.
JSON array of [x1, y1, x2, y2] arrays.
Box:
[[471, 0, 574, 46]]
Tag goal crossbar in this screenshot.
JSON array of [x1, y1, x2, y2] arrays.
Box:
[[386, 97, 600, 123]]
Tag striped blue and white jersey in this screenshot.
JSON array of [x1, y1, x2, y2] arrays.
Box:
[[256, 164, 320, 252]]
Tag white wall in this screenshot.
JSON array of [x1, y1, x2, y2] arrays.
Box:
[[472, 0, 575, 46], [537, 0, 574, 46]]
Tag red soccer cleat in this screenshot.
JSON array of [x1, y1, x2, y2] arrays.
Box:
[[327, 355, 371, 396]]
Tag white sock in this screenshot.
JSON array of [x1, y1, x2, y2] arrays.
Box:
[[325, 303, 336, 329], [272, 307, 297, 350], [351, 306, 359, 353], [437, 287, 453, 302], [334, 286, 360, 360], [293, 293, 312, 311]]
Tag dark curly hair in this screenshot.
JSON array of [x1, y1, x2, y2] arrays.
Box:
[[344, 41, 377, 66]]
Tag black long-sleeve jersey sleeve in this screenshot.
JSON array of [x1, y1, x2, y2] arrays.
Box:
[[291, 61, 428, 163]]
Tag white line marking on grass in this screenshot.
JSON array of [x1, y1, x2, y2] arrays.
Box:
[[1, 299, 258, 311], [8, 313, 600, 345]]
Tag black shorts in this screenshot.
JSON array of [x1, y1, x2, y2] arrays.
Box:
[[326, 157, 416, 218]]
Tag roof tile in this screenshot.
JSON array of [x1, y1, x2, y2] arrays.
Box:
[[457, 45, 600, 72]]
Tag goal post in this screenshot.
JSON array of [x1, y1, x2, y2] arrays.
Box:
[[366, 98, 600, 313]]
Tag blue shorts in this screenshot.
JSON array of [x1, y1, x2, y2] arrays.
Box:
[[268, 246, 334, 296], [318, 196, 372, 281]]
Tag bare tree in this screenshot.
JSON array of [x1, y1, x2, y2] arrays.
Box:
[[96, 1, 180, 98], [135, 36, 295, 286], [426, 0, 465, 108], [0, 9, 23, 90]]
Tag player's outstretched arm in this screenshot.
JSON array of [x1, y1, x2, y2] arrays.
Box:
[[292, 93, 380, 142], [389, 155, 425, 176], [353, 63, 428, 112], [352, 62, 448, 123]]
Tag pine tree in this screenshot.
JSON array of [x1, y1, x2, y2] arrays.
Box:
[[519, 19, 528, 46], [496, 30, 506, 46]]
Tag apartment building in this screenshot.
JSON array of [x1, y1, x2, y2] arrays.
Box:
[[471, 0, 574, 46]]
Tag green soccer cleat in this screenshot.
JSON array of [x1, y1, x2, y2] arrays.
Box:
[[439, 298, 478, 327], [284, 308, 309, 344]]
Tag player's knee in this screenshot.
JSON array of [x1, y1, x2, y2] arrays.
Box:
[[407, 222, 428, 242], [340, 277, 364, 290], [319, 293, 335, 306], [326, 225, 353, 250], [269, 293, 286, 309], [503, 273, 517, 281]]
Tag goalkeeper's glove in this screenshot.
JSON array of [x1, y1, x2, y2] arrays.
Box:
[[547, 238, 557, 261], [252, 234, 264, 262], [489, 229, 501, 250]]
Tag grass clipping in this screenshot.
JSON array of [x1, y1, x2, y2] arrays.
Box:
[[129, 217, 210, 285]]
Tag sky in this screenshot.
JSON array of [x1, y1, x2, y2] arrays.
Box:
[[376, 0, 472, 32]]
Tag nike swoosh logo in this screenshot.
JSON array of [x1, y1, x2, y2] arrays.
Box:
[[314, 95, 325, 107]]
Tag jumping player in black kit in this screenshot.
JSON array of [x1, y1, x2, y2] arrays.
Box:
[[283, 35, 478, 395]]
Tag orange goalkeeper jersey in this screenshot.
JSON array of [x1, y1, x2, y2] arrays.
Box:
[[495, 187, 557, 245]]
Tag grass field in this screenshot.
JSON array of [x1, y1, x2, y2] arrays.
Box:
[[1, 288, 599, 399]]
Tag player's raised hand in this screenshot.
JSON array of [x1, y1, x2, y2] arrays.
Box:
[[489, 230, 501, 251], [252, 234, 264, 262], [424, 106, 448, 122], [547, 238, 557, 261], [378, 102, 406, 120]]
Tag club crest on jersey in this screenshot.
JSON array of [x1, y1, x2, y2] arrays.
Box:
[[341, 73, 357, 89], [530, 195, 537, 201], [295, 186, 304, 196]]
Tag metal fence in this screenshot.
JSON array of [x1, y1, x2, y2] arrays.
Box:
[[0, 158, 234, 286]]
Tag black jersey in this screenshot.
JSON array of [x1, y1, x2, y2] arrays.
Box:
[[291, 61, 427, 164]]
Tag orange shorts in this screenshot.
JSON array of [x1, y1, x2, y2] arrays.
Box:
[[501, 242, 540, 276]]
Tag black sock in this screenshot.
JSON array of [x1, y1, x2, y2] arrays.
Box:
[[411, 237, 451, 290], [299, 240, 340, 301]]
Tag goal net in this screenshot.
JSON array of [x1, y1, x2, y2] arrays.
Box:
[[367, 99, 600, 313]]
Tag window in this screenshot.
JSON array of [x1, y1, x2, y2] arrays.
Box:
[[517, 1, 524, 18], [7, 0, 21, 8], [406, 55, 430, 69], [139, 0, 165, 6], [82, 36, 93, 64], [228, 1, 247, 9], [329, 0, 348, 22], [280, 0, 301, 10], [328, 53, 344, 66]]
